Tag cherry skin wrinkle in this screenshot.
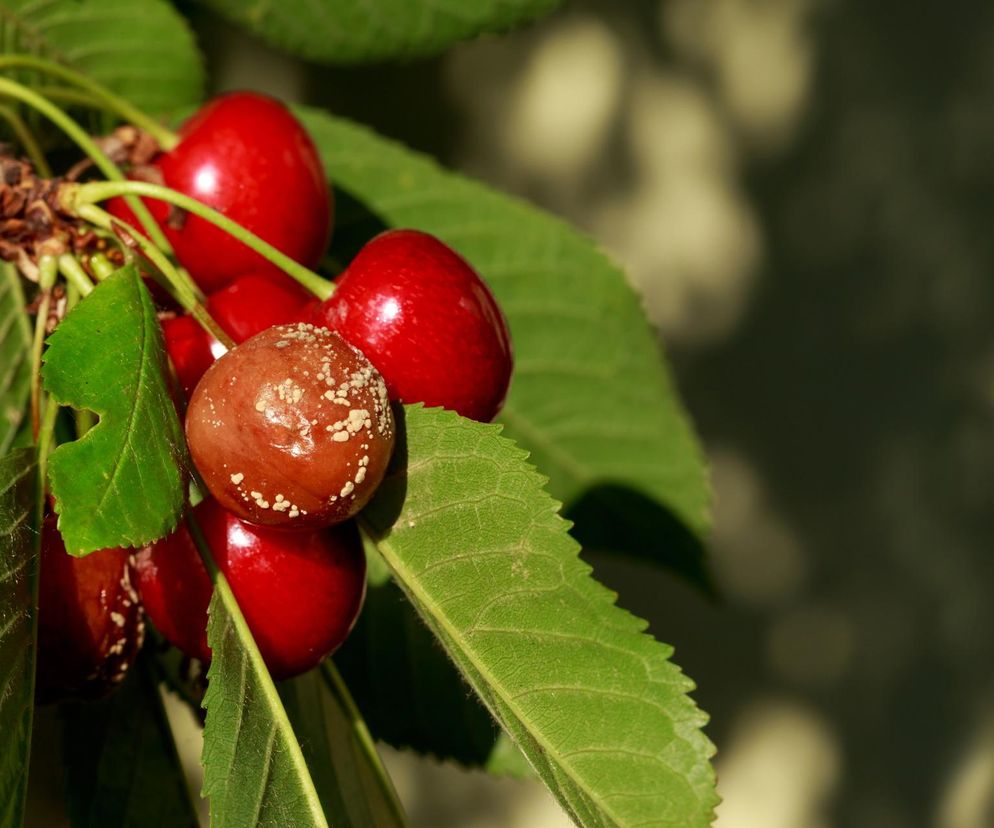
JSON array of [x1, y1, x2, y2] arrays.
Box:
[[35, 515, 145, 703], [108, 91, 331, 292], [134, 498, 366, 680], [315, 229, 512, 423], [185, 323, 395, 529]]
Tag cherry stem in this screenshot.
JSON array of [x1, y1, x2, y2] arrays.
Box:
[[30, 256, 58, 440], [0, 103, 51, 177], [0, 55, 178, 149], [72, 203, 234, 350], [0, 76, 174, 255], [70, 180, 336, 301], [56, 253, 94, 298], [88, 253, 117, 281]]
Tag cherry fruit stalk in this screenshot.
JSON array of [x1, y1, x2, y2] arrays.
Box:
[[36, 516, 144, 703], [315, 229, 512, 422], [135, 498, 366, 680], [185, 323, 395, 529], [109, 92, 331, 292]]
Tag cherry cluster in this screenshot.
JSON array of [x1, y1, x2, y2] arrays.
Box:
[[41, 92, 513, 698]]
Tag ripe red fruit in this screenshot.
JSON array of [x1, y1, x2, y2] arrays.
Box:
[[162, 272, 314, 397], [185, 323, 395, 529], [315, 229, 512, 422], [108, 91, 331, 292], [134, 498, 366, 679], [36, 515, 144, 703]]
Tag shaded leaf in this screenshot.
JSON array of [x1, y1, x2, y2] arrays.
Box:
[[361, 405, 718, 827], [0, 264, 31, 455], [300, 110, 711, 585], [0, 0, 203, 116], [0, 447, 39, 828], [198, 0, 560, 64], [280, 663, 407, 828], [202, 571, 328, 828], [41, 266, 188, 555], [61, 650, 199, 828]]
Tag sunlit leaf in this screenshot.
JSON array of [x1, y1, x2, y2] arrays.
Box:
[[41, 265, 188, 555], [202, 571, 329, 828], [361, 406, 718, 827]]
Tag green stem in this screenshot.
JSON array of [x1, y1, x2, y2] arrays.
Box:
[[0, 103, 51, 176], [88, 253, 117, 281], [71, 180, 334, 300], [30, 86, 103, 111], [321, 660, 408, 824], [36, 391, 60, 483], [56, 253, 93, 298], [74, 203, 232, 349], [0, 55, 178, 148], [0, 76, 173, 254], [30, 256, 58, 439]]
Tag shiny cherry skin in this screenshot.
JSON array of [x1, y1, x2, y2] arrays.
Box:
[[315, 229, 512, 422], [162, 272, 315, 397], [186, 323, 395, 529], [36, 515, 144, 703], [108, 91, 331, 292], [134, 498, 366, 679]]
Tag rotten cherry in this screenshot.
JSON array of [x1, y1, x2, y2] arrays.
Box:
[[185, 323, 394, 529], [36, 515, 144, 703]]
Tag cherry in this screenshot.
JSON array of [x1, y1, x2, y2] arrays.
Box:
[[162, 272, 315, 397], [36, 515, 144, 703], [134, 498, 366, 680], [315, 229, 512, 422], [108, 91, 331, 292], [185, 323, 395, 529]]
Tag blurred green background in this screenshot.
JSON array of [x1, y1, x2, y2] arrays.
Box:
[[32, 1, 994, 825]]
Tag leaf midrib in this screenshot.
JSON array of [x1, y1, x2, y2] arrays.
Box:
[[366, 521, 645, 828]]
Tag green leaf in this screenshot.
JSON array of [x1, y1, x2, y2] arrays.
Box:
[[0, 0, 204, 116], [361, 405, 718, 828], [197, 0, 560, 64], [299, 109, 711, 585], [0, 447, 39, 828], [202, 571, 329, 828], [41, 265, 188, 555], [61, 650, 199, 828], [280, 663, 408, 828], [0, 264, 31, 456], [336, 541, 530, 776]]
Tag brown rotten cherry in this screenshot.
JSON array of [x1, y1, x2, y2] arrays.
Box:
[[185, 323, 395, 528], [36, 515, 144, 703]]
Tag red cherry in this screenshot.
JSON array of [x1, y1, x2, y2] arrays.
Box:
[[185, 323, 395, 529], [36, 515, 144, 703], [134, 498, 366, 680], [108, 91, 331, 292], [315, 229, 512, 422], [162, 272, 315, 397]]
